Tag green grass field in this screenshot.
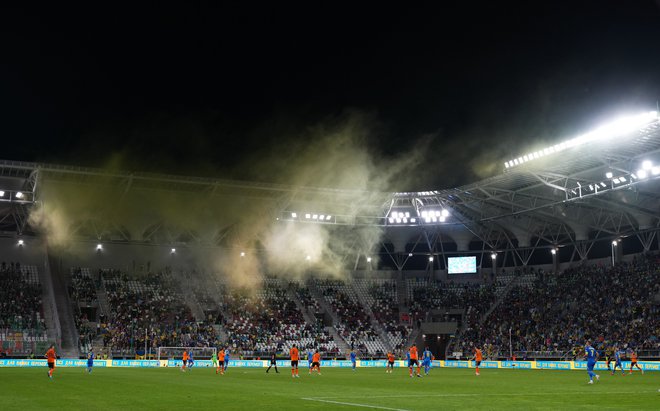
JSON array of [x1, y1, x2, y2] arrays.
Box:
[[1, 366, 658, 410]]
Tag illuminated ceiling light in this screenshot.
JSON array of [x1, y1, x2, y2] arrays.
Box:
[[319, 214, 325, 220], [404, 212, 410, 218], [388, 218, 394, 223], [550, 249, 556, 255], [424, 217, 431, 223], [312, 214, 318, 220], [435, 211, 441, 217], [612, 178, 620, 184], [366, 257, 372, 262], [612, 240, 618, 246], [505, 162, 510, 168], [326, 215, 332, 220], [305, 213, 311, 219], [396, 218, 402, 223], [306, 255, 311, 261], [408, 253, 413, 257], [637, 169, 648, 179], [652, 166, 660, 176], [0, 191, 4, 196], [96, 244, 103, 251], [291, 212, 297, 218], [421, 211, 428, 218], [410, 218, 416, 223], [600, 182, 607, 188], [588, 184, 594, 191], [619, 176, 627, 182], [171, 248, 176, 253], [428, 256, 434, 262], [491, 253, 497, 260], [441, 209, 449, 217], [402, 218, 408, 223], [605, 171, 613, 179], [18, 239, 24, 246], [15, 192, 24, 199], [439, 216, 446, 222], [642, 160, 653, 170], [431, 217, 437, 222]]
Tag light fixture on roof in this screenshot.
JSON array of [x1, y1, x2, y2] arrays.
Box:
[[305, 213, 311, 219], [0, 191, 4, 197], [326, 215, 332, 221], [240, 251, 245, 257], [171, 248, 176, 254], [96, 243, 103, 251], [652, 166, 660, 176], [637, 169, 648, 179], [428, 256, 434, 262], [612, 240, 618, 246], [366, 257, 372, 262], [490, 253, 497, 260], [306, 255, 311, 261], [504, 111, 659, 169], [291, 212, 297, 218], [550, 248, 556, 255], [642, 160, 653, 170], [605, 171, 613, 179], [18, 239, 24, 246], [15, 192, 24, 199]]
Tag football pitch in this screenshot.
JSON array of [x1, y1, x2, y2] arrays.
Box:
[[2, 366, 658, 410]]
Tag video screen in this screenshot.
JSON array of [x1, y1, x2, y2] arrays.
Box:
[[447, 256, 477, 274]]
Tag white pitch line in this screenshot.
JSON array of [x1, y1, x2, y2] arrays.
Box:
[[313, 390, 655, 400], [301, 397, 411, 411]]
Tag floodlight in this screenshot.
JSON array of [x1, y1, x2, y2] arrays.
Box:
[[366, 257, 372, 262], [171, 248, 176, 253], [424, 217, 431, 223], [396, 218, 402, 223], [435, 211, 441, 217], [388, 218, 394, 223], [550, 249, 556, 255], [431, 217, 437, 222], [18, 239, 24, 246], [605, 172, 613, 179], [600, 182, 606, 188], [15, 192, 24, 199], [240, 252, 245, 257], [96, 244, 103, 251], [619, 176, 627, 182], [291, 212, 297, 218], [306, 255, 311, 261], [391, 211, 398, 218], [612, 178, 620, 184], [402, 218, 408, 223], [441, 209, 449, 217], [404, 212, 410, 218], [491, 253, 497, 260], [588, 184, 594, 191], [410, 218, 416, 223], [652, 167, 660, 176], [637, 169, 648, 179], [612, 240, 618, 246], [326, 215, 332, 220], [408, 253, 413, 257], [642, 160, 652, 170], [319, 215, 325, 220], [421, 211, 428, 218], [505, 162, 510, 168], [0, 191, 4, 196], [428, 256, 434, 262], [305, 213, 311, 219], [439, 216, 446, 222], [312, 214, 318, 220]]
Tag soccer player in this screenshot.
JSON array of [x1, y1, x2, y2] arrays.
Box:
[[187, 350, 194, 370], [350, 350, 357, 371], [211, 351, 218, 372], [311, 350, 321, 375], [87, 350, 94, 373], [605, 345, 613, 371], [45, 344, 56, 379], [266, 352, 279, 373], [408, 344, 421, 377], [611, 346, 625, 376], [181, 350, 189, 372], [290, 344, 300, 378], [422, 346, 433, 375], [585, 340, 600, 384], [307, 350, 314, 374], [472, 346, 483, 376], [223, 349, 229, 373], [386, 351, 395, 373], [629, 350, 644, 375], [218, 348, 225, 375]]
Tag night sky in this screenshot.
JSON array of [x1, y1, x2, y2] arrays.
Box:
[[2, 1, 660, 189]]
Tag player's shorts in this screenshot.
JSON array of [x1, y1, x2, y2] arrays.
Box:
[[270, 360, 277, 365], [48, 362, 55, 369], [87, 362, 94, 368], [388, 361, 394, 366], [212, 360, 218, 366], [409, 359, 419, 366], [475, 360, 481, 367], [223, 360, 228, 366], [311, 361, 320, 368], [587, 361, 596, 371], [631, 360, 637, 365], [291, 360, 298, 367]]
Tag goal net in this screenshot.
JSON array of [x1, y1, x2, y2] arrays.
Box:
[[157, 346, 217, 362]]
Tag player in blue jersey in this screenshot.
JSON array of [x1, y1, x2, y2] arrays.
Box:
[[350, 350, 357, 371], [308, 350, 314, 374], [223, 349, 230, 373], [585, 340, 600, 384], [422, 346, 433, 375], [87, 350, 94, 373], [611, 346, 625, 376], [187, 350, 194, 370]]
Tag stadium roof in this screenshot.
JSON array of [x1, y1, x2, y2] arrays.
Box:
[[1, 112, 659, 261]]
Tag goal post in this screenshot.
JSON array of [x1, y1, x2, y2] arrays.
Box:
[[157, 346, 217, 362]]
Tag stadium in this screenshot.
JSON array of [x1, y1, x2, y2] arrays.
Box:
[[1, 110, 660, 409], [3, 2, 660, 410]]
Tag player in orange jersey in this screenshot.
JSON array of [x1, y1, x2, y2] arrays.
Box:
[[472, 346, 483, 376], [217, 348, 225, 374], [629, 350, 643, 375], [311, 350, 321, 375], [290, 344, 300, 378], [409, 344, 421, 377], [181, 350, 189, 372], [45, 344, 56, 379], [386, 351, 395, 373]]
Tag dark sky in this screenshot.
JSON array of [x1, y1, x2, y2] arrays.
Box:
[[2, 1, 660, 188]]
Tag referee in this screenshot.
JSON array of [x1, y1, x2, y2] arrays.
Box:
[[266, 352, 279, 373]]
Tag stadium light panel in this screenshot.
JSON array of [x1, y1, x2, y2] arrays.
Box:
[[402, 218, 408, 223], [491, 253, 497, 259], [0, 191, 4, 196], [15, 192, 24, 199], [505, 111, 659, 169], [637, 169, 648, 179], [408, 253, 413, 257], [366, 257, 372, 262], [428, 256, 434, 262], [600, 182, 606, 188], [18, 239, 24, 246], [96, 244, 103, 251], [319, 215, 325, 220], [439, 216, 446, 222], [312, 214, 318, 220], [171, 248, 176, 253], [306, 255, 311, 261], [326, 215, 332, 220], [388, 218, 394, 223], [305, 213, 311, 219], [612, 178, 620, 184], [652, 167, 660, 176], [441, 209, 449, 217], [642, 160, 653, 170], [550, 249, 556, 255], [619, 176, 627, 182], [410, 218, 416, 223], [291, 212, 297, 218], [240, 252, 245, 257], [612, 240, 618, 246], [605, 172, 613, 179]]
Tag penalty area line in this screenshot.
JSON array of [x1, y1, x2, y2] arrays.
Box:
[[313, 390, 655, 400], [301, 397, 411, 411]]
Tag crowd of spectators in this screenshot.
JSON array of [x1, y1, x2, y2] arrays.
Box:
[[368, 281, 410, 351], [0, 262, 45, 333], [458, 254, 660, 357]]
